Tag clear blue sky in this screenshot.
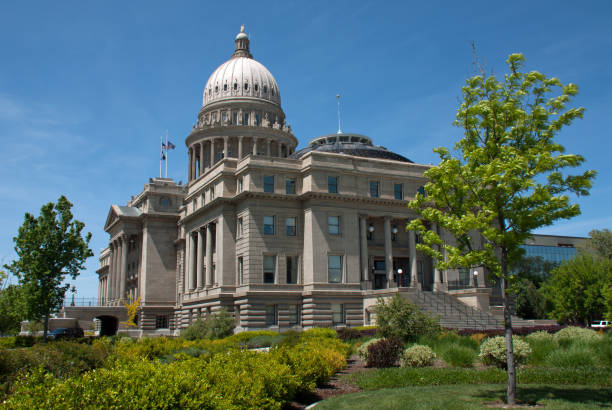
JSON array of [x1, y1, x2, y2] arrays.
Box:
[[1, 1, 610, 298]]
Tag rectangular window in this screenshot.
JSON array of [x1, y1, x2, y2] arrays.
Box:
[[237, 217, 244, 237], [394, 183, 404, 200], [264, 216, 275, 235], [243, 113, 250, 126], [263, 175, 275, 193], [286, 255, 298, 284], [155, 315, 169, 329], [374, 260, 386, 271], [328, 255, 343, 283], [328, 216, 340, 235], [328, 176, 338, 193], [238, 256, 244, 285], [263, 255, 276, 284], [288, 304, 300, 325], [285, 178, 296, 194], [209, 186, 215, 200], [332, 304, 345, 325], [233, 112, 238, 125], [370, 181, 379, 198], [238, 177, 243, 192], [265, 304, 278, 325], [286, 217, 297, 236]]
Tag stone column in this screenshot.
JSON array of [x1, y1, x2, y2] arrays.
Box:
[[205, 224, 213, 287], [238, 136, 243, 159], [223, 136, 228, 158], [253, 138, 258, 156], [199, 142, 205, 176], [266, 139, 271, 156], [196, 229, 204, 289], [114, 240, 121, 301], [192, 148, 198, 181], [188, 148, 192, 181], [210, 139, 215, 166], [384, 217, 394, 288], [108, 243, 115, 302], [188, 232, 196, 291], [359, 216, 368, 282], [120, 236, 128, 301], [409, 229, 418, 288]]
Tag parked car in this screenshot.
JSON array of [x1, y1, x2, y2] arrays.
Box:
[[48, 327, 84, 340], [591, 320, 611, 330]]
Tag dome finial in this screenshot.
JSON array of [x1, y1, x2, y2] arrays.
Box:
[[233, 25, 252, 58]]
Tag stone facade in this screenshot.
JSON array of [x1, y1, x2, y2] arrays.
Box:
[[93, 27, 585, 336]]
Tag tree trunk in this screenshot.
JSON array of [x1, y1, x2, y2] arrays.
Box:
[[502, 275, 516, 405], [42, 314, 49, 343]]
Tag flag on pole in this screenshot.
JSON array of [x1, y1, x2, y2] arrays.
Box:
[[161, 151, 166, 160], [167, 141, 176, 150]]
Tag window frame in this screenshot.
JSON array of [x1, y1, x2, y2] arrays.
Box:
[[237, 217, 244, 237], [394, 183, 404, 200], [285, 178, 296, 194], [328, 254, 344, 283], [263, 175, 275, 193], [286, 216, 297, 236], [286, 255, 299, 284], [265, 304, 278, 326], [288, 304, 300, 325], [332, 304, 345, 325], [263, 254, 276, 284], [328, 176, 338, 194], [263, 215, 275, 235], [237, 256, 244, 285], [369, 181, 380, 198], [328, 215, 340, 235]]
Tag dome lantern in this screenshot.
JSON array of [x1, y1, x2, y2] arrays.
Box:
[[232, 25, 252, 59]]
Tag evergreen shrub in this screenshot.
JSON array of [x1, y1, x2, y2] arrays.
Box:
[[478, 336, 531, 368]]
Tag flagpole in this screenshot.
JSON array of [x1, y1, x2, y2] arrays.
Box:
[[165, 130, 168, 178], [159, 135, 163, 178]]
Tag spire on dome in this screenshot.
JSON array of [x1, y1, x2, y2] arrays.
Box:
[[232, 25, 252, 59]]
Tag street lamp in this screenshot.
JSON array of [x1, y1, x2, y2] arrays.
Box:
[[368, 224, 375, 232], [70, 285, 77, 306]]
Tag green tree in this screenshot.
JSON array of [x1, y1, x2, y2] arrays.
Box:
[[4, 196, 93, 340], [586, 228, 612, 259], [542, 253, 611, 325], [373, 293, 440, 342], [0, 283, 27, 335], [407, 54, 594, 404]]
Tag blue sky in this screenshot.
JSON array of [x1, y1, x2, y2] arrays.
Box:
[[1, 1, 610, 298]]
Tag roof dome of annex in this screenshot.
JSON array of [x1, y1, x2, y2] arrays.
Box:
[[291, 133, 413, 163], [202, 25, 281, 108]]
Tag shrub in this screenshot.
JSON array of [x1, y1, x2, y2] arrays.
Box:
[[374, 294, 440, 342], [356, 338, 380, 362], [545, 344, 595, 368], [366, 337, 403, 368], [440, 345, 476, 367], [526, 330, 554, 343], [478, 336, 531, 368], [400, 344, 436, 367], [302, 327, 337, 339], [181, 308, 236, 340], [245, 334, 285, 348], [554, 326, 601, 346], [336, 327, 360, 341]]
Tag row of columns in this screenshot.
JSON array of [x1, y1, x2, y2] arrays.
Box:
[[188, 136, 295, 181], [103, 235, 129, 304], [185, 222, 216, 292], [358, 216, 443, 288]]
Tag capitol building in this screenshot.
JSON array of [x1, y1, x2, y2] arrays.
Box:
[[84, 27, 582, 336]]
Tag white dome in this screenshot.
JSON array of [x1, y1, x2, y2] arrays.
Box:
[[202, 57, 281, 108]]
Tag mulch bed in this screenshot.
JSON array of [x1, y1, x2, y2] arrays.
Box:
[[285, 354, 366, 409]]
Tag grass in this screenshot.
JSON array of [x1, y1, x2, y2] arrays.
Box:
[[344, 367, 612, 390], [315, 384, 612, 409]]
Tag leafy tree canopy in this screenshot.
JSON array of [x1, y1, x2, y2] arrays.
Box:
[[586, 228, 612, 260], [407, 53, 594, 405], [4, 196, 93, 339]]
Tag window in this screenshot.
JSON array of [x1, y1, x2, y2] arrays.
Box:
[[370, 181, 379, 198], [155, 315, 169, 329], [160, 196, 170, 207], [286, 255, 298, 284], [263, 175, 275, 193], [374, 260, 386, 271], [223, 84, 228, 91], [328, 255, 343, 283], [285, 178, 296, 194], [286, 217, 297, 236], [263, 255, 276, 283], [238, 256, 244, 285], [255, 113, 260, 125], [209, 186, 215, 200], [233, 82, 238, 90], [254, 84, 259, 92], [265, 304, 277, 325], [244, 82, 249, 90], [328, 216, 340, 235], [237, 217, 243, 237], [263, 85, 268, 94], [332, 304, 345, 325], [238, 177, 243, 192], [328, 176, 338, 193], [394, 183, 404, 200], [288, 304, 300, 325], [243, 113, 249, 125], [264, 216, 275, 235]]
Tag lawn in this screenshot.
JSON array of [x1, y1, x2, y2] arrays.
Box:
[[316, 384, 612, 409]]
